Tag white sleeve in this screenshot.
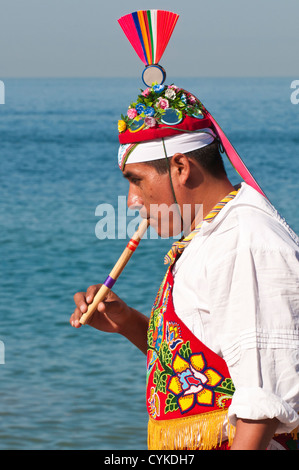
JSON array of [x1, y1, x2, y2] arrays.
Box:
[[207, 246, 299, 433]]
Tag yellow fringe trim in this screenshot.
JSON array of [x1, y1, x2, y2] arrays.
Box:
[[148, 410, 235, 450]]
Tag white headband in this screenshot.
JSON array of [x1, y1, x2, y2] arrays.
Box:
[[118, 128, 216, 169]]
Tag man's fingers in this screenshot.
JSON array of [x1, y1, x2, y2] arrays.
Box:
[[86, 284, 101, 304], [73, 291, 88, 313], [97, 301, 106, 313], [70, 307, 83, 328]]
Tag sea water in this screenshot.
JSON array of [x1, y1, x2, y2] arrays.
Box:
[[0, 77, 298, 449]]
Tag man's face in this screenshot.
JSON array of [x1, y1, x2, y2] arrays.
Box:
[[123, 162, 182, 238]]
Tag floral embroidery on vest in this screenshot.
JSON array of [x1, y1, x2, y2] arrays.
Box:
[[146, 268, 235, 422]]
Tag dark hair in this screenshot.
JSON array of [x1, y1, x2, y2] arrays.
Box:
[[145, 141, 227, 178]]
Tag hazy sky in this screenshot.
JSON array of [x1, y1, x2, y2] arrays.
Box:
[[0, 0, 298, 78]]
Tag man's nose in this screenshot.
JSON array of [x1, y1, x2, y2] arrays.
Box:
[[127, 184, 144, 211]]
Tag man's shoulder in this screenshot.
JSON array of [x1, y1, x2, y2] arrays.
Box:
[[231, 185, 299, 251], [201, 183, 299, 254]]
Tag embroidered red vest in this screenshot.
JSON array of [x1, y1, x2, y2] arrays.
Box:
[[146, 265, 235, 450]]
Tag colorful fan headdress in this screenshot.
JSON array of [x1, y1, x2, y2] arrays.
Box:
[[117, 10, 266, 198], [118, 10, 179, 87]]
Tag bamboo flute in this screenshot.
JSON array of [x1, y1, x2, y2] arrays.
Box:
[[79, 219, 149, 325]]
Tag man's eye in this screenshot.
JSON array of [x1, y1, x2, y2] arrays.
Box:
[[130, 178, 141, 185]]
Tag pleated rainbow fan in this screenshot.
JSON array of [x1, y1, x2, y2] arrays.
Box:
[[118, 10, 179, 86]]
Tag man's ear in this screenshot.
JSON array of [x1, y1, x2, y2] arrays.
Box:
[[170, 153, 191, 183], [170, 153, 204, 190]]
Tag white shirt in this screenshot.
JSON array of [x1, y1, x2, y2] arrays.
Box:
[[172, 183, 299, 434]]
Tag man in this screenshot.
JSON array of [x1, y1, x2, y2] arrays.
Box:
[[70, 84, 299, 450]]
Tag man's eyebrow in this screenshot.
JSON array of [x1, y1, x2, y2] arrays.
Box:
[[122, 171, 141, 180], [122, 171, 132, 180]]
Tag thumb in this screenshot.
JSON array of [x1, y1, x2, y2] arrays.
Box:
[[97, 298, 124, 316]]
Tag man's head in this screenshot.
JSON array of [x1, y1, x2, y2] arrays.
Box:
[[117, 83, 264, 236], [122, 141, 232, 238]]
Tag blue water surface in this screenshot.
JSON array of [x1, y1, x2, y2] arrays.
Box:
[[0, 77, 298, 449]]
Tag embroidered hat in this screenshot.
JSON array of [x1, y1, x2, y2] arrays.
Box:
[[117, 10, 266, 198]]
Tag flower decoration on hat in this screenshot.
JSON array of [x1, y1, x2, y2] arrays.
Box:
[[118, 84, 204, 136]]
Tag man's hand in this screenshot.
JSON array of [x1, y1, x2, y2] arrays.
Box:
[[70, 284, 133, 333], [70, 284, 149, 354]]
